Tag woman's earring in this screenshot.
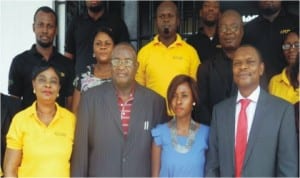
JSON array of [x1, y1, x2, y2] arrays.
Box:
[[192, 102, 196, 106], [92, 53, 96, 58], [33, 89, 36, 94], [57, 94, 59, 98]]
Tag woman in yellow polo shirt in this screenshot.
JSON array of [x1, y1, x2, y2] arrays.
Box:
[[3, 64, 76, 177], [269, 30, 299, 104]]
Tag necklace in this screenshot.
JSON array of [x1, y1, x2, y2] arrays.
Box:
[[169, 117, 198, 154]]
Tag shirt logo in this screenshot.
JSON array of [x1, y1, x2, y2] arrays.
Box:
[[280, 29, 291, 35]]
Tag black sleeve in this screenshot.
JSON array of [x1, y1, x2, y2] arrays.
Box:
[[65, 17, 77, 55], [8, 56, 23, 98], [192, 63, 211, 125]]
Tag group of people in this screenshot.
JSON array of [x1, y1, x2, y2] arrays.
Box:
[[1, 0, 299, 177]]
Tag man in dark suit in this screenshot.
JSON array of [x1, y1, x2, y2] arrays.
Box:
[[205, 45, 298, 177], [71, 42, 167, 177], [1, 93, 21, 166]]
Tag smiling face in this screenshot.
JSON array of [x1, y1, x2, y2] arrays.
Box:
[[218, 10, 244, 51], [93, 31, 114, 64], [111, 44, 138, 89], [32, 67, 60, 103], [33, 11, 57, 48], [282, 32, 299, 66], [233, 46, 264, 92], [171, 82, 194, 119]]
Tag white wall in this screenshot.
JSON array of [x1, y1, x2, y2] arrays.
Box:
[[0, 0, 53, 94]]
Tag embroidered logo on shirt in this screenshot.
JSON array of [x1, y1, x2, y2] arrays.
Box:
[[54, 132, 66, 137], [280, 29, 291, 35]]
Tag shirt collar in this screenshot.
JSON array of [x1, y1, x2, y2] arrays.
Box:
[[27, 101, 62, 124], [236, 86, 260, 104], [279, 68, 291, 85], [29, 44, 58, 59], [115, 84, 136, 102], [153, 34, 184, 47]]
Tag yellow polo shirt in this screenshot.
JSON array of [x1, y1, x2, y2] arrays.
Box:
[[269, 68, 299, 104], [136, 34, 200, 114], [6, 102, 75, 177]]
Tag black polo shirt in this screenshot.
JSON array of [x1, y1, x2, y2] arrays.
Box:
[[243, 9, 299, 82], [65, 11, 130, 75], [187, 28, 221, 63], [8, 45, 75, 109]]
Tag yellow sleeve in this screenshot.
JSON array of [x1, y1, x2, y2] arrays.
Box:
[[6, 114, 23, 150], [135, 48, 146, 86], [268, 77, 276, 94]]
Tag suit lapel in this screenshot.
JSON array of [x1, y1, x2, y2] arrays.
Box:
[[105, 83, 124, 134], [243, 90, 267, 167], [226, 97, 237, 173]]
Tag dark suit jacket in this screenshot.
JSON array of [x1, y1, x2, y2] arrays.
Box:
[[71, 82, 167, 177], [1, 93, 22, 165], [205, 89, 298, 177]]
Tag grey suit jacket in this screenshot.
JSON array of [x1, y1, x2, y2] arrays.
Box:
[[205, 89, 298, 177], [71, 82, 167, 177]]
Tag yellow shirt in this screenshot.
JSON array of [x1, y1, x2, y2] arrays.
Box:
[[269, 68, 299, 104], [136, 34, 200, 114], [6, 102, 76, 177]]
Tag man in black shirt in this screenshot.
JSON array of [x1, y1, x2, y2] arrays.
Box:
[[187, 1, 221, 62], [8, 6, 74, 109], [243, 1, 299, 83], [193, 10, 244, 125], [65, 0, 130, 75]]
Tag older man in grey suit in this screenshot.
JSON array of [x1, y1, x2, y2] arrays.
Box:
[[205, 45, 298, 177], [71, 42, 168, 177]]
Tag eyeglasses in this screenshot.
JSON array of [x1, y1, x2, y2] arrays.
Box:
[[282, 43, 300, 50], [219, 24, 240, 33], [111, 59, 134, 67], [36, 77, 59, 86]]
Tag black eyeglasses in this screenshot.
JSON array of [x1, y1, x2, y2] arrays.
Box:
[[282, 43, 300, 50]]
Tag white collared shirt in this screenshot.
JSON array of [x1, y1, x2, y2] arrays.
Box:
[[235, 86, 260, 145]]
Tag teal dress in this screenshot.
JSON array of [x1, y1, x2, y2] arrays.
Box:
[[151, 123, 209, 177]]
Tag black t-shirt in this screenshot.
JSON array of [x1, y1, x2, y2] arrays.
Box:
[[243, 9, 299, 82], [8, 45, 75, 109], [187, 28, 221, 63], [65, 11, 130, 74]]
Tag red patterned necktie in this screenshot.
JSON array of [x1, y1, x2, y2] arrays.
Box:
[[235, 99, 251, 177]]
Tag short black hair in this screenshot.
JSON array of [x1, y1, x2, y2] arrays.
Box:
[[33, 6, 57, 26], [94, 26, 116, 44], [31, 62, 62, 85]]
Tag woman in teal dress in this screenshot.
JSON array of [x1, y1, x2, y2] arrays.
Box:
[[151, 74, 209, 177]]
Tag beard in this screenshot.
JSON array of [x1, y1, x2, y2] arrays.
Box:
[[88, 4, 104, 13], [202, 19, 217, 27], [37, 40, 52, 48], [260, 7, 280, 16]]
